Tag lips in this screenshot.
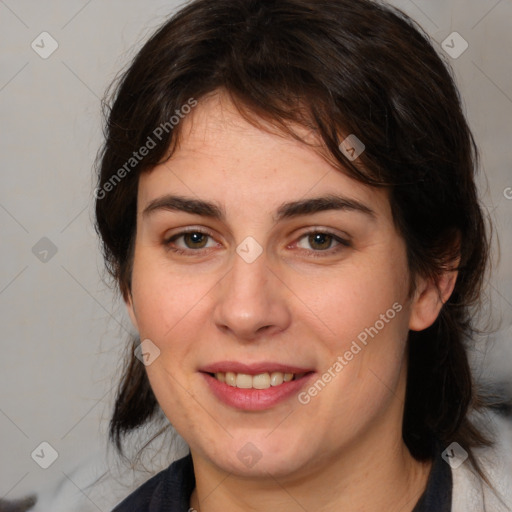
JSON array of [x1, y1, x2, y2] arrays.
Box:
[[199, 361, 315, 410]]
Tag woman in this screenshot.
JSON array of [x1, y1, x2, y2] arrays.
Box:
[[95, 0, 511, 510]]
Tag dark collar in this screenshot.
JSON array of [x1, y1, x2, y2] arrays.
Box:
[[411, 448, 452, 512]]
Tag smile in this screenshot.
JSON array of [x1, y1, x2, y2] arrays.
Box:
[[200, 363, 315, 411], [211, 371, 307, 389]]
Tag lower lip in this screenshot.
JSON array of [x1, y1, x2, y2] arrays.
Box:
[[202, 372, 315, 411]]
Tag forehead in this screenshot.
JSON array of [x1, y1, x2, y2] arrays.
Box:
[[138, 91, 392, 221]]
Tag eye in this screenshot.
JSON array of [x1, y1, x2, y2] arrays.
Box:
[[164, 229, 218, 255], [294, 230, 351, 256]]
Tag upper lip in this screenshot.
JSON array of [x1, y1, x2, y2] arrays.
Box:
[[200, 361, 314, 375]]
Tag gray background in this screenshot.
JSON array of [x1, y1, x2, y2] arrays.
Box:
[[1, 0, 511, 509]]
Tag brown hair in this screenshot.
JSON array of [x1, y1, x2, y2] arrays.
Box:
[[95, 0, 493, 475]]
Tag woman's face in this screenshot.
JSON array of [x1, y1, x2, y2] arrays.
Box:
[[126, 91, 439, 478]]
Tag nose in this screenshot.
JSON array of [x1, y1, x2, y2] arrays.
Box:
[[211, 247, 292, 342]]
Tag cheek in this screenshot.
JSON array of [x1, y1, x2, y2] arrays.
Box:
[[130, 250, 217, 342], [129, 254, 217, 427], [288, 253, 409, 352], [291, 249, 410, 408]]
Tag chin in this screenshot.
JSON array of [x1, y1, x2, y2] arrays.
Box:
[[202, 433, 317, 478]]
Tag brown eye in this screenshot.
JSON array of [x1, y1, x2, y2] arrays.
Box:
[[307, 233, 335, 251], [182, 232, 209, 249], [295, 230, 351, 258], [164, 229, 218, 255]]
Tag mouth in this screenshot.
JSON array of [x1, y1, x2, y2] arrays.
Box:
[[207, 371, 308, 389], [199, 362, 315, 410]]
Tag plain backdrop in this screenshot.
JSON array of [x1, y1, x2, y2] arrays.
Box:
[[1, 0, 511, 506]]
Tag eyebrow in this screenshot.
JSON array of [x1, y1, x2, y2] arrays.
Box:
[[142, 193, 376, 223]]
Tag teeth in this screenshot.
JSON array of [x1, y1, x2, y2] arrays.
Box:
[[225, 372, 236, 386], [236, 373, 253, 389], [214, 371, 298, 389], [270, 371, 284, 386], [253, 373, 271, 389]]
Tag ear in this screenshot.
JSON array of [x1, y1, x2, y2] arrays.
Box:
[[408, 267, 458, 332], [124, 291, 139, 332]]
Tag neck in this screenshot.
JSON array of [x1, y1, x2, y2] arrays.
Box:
[[189, 435, 432, 512]]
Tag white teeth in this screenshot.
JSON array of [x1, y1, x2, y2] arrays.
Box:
[[270, 371, 284, 386], [253, 373, 271, 389], [213, 371, 300, 389], [236, 373, 253, 389]]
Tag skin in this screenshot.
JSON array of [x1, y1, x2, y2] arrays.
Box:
[[125, 89, 458, 512]]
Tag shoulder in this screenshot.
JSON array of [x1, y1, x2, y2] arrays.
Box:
[[451, 413, 512, 512], [111, 453, 195, 512]]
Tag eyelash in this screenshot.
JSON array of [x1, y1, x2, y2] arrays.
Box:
[[163, 228, 351, 258]]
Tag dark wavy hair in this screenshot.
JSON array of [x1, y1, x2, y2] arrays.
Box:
[[95, 0, 493, 478]]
